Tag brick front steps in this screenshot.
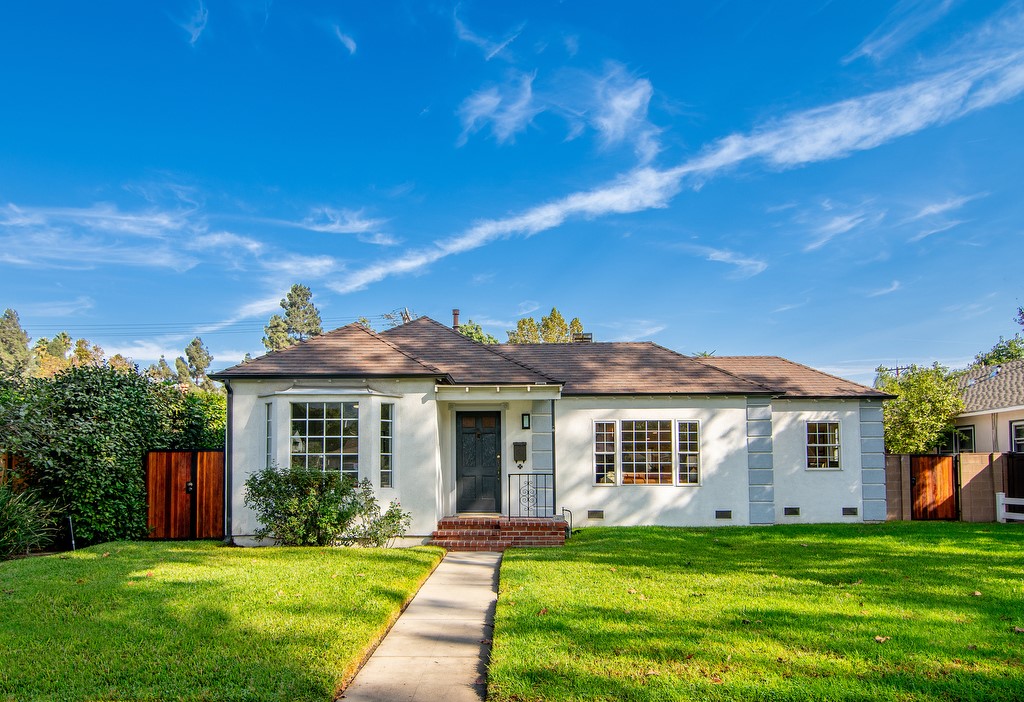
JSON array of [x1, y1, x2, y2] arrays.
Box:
[[431, 516, 567, 551]]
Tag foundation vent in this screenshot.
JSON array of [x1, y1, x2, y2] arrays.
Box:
[[715, 510, 732, 520], [587, 510, 604, 520], [842, 507, 859, 516], [784, 507, 800, 516]]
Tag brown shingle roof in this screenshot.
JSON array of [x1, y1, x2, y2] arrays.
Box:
[[697, 356, 889, 399], [211, 323, 444, 379], [497, 343, 774, 395], [958, 359, 1024, 413], [380, 317, 555, 385]]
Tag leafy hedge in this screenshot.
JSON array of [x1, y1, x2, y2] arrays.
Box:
[[1, 366, 227, 547]]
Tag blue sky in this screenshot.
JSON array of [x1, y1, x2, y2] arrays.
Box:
[[1, 1, 1022, 383]]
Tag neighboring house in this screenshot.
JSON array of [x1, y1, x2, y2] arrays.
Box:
[[952, 359, 1024, 453], [211, 315, 890, 543]]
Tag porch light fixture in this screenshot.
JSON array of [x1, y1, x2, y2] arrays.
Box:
[[521, 413, 530, 429]]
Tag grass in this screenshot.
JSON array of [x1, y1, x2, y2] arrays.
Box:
[[489, 522, 1024, 701], [0, 540, 443, 701]]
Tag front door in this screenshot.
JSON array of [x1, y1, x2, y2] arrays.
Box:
[[456, 411, 501, 512]]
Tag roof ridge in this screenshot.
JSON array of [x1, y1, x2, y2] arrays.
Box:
[[724, 355, 881, 394], [350, 322, 446, 376], [653, 343, 776, 394]]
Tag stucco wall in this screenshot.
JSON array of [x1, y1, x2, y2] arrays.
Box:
[[554, 396, 751, 527], [771, 400, 865, 523], [957, 409, 1024, 453], [226, 378, 442, 540]]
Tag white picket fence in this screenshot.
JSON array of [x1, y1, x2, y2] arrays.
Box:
[[996, 492, 1024, 523]]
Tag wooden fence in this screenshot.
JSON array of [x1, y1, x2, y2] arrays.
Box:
[[146, 450, 225, 540], [886, 452, 1021, 522]]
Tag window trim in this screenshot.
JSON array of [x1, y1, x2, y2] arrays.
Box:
[[805, 420, 841, 471], [1011, 420, 1024, 453], [289, 401, 359, 480], [265, 402, 273, 469], [955, 425, 976, 453], [592, 419, 702, 487], [379, 402, 395, 489]]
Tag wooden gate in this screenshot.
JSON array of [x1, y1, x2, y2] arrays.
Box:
[[146, 451, 225, 539], [1008, 453, 1024, 499], [911, 455, 958, 520]]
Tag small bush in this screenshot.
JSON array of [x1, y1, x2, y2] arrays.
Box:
[[243, 465, 411, 547], [0, 485, 57, 558]]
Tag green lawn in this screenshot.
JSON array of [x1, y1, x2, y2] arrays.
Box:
[[0, 540, 443, 701], [490, 522, 1024, 702]]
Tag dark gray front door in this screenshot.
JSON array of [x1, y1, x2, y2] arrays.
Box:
[[456, 411, 501, 512]]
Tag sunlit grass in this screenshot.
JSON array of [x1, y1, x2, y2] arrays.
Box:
[[0, 540, 443, 701], [490, 522, 1024, 701]]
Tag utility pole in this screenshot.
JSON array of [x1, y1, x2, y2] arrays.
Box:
[[879, 364, 912, 378]]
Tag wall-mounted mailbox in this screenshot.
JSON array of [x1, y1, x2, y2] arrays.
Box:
[[512, 441, 528, 464]]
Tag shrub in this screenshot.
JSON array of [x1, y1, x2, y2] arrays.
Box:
[[243, 465, 411, 547], [16, 365, 162, 545], [0, 485, 57, 558]]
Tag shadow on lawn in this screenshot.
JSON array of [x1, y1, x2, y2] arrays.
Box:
[[0, 542, 440, 702], [491, 523, 1024, 702]]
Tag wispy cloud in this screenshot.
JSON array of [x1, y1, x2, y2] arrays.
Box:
[[904, 192, 986, 221], [188, 231, 264, 254], [333, 25, 356, 55], [294, 207, 387, 234], [181, 0, 209, 47], [805, 209, 886, 251], [454, 11, 524, 61], [329, 166, 682, 293], [589, 65, 660, 162], [604, 321, 667, 342], [516, 300, 540, 315], [868, 280, 903, 297], [844, 0, 957, 64], [263, 254, 340, 279], [332, 11, 1024, 293], [909, 219, 964, 242], [357, 232, 399, 246], [12, 296, 95, 318], [772, 299, 810, 314], [690, 246, 768, 278], [1, 202, 196, 238], [457, 72, 540, 145]]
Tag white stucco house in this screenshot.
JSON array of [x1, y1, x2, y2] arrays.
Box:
[[211, 315, 890, 547], [951, 359, 1024, 453]]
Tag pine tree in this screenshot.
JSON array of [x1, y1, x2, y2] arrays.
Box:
[[262, 314, 293, 352], [175, 357, 193, 386], [0, 309, 31, 379], [282, 284, 322, 341], [146, 356, 176, 381]]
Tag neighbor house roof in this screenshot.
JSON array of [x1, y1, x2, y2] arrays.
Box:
[[957, 359, 1024, 414], [497, 342, 774, 395], [210, 323, 445, 380], [212, 316, 886, 399], [380, 317, 555, 385], [697, 356, 890, 399]]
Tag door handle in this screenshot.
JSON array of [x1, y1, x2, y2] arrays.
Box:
[[185, 481, 195, 494]]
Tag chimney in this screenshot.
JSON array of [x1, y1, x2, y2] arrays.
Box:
[[452, 308, 460, 330]]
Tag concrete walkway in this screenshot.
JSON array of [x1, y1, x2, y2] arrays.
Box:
[[340, 551, 501, 701]]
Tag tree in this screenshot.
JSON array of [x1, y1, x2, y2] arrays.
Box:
[[874, 363, 965, 454], [146, 356, 175, 381], [262, 284, 323, 351], [507, 308, 586, 344], [174, 357, 193, 386], [0, 309, 31, 379], [1016, 306, 1023, 330], [72, 338, 104, 367], [185, 336, 213, 388], [973, 335, 1024, 367], [458, 320, 499, 344]]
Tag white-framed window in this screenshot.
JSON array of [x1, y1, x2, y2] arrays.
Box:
[[956, 425, 976, 453], [265, 402, 273, 468], [806, 421, 840, 470], [593, 419, 701, 486], [380, 403, 394, 488], [291, 401, 358, 480], [1012, 421, 1024, 453]]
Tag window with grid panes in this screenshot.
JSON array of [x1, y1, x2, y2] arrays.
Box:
[[290, 402, 358, 480], [380, 403, 394, 488], [806, 421, 840, 469], [677, 421, 700, 484], [621, 420, 674, 485], [594, 421, 616, 484]]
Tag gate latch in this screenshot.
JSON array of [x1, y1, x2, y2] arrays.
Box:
[[185, 481, 195, 494]]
